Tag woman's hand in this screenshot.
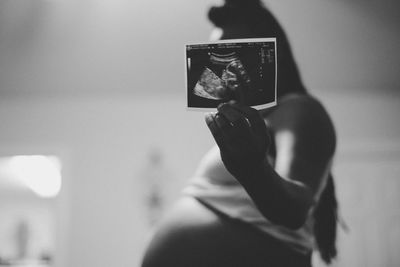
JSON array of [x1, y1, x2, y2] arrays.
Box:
[[205, 101, 271, 180]]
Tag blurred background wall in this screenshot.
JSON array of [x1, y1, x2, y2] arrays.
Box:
[[0, 0, 399, 266]]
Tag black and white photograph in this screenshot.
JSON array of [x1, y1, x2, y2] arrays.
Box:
[[1, 0, 399, 267], [186, 39, 276, 110]]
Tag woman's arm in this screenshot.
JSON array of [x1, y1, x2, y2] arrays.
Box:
[[205, 97, 336, 229]]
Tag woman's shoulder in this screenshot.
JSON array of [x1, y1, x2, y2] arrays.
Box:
[[266, 93, 336, 157], [277, 93, 326, 113], [267, 93, 333, 128]]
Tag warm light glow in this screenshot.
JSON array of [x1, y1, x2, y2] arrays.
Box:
[[9, 155, 62, 198]]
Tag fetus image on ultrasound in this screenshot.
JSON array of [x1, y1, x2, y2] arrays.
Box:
[[193, 52, 246, 100], [186, 39, 277, 110]]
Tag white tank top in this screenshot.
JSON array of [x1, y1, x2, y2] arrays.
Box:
[[183, 145, 316, 254], [183, 94, 331, 254]]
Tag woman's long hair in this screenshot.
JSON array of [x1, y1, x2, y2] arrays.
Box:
[[208, 1, 338, 264]]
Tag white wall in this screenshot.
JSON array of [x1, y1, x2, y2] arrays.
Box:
[[0, 193, 55, 260], [1, 0, 399, 266], [0, 95, 213, 267], [0, 0, 216, 97]]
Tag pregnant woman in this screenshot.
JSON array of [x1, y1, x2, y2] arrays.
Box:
[[142, 1, 338, 266]]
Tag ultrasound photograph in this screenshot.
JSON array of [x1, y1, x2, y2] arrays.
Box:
[[185, 38, 277, 110]]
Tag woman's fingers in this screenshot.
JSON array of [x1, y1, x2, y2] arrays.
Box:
[[205, 108, 250, 154], [217, 103, 252, 135], [205, 113, 229, 151], [205, 102, 270, 176], [228, 101, 268, 135]]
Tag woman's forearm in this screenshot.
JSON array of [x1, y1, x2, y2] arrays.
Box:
[[239, 162, 315, 229]]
